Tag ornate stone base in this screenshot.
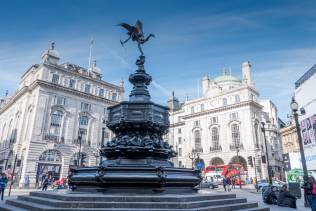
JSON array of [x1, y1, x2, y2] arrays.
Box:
[[69, 158, 201, 194]]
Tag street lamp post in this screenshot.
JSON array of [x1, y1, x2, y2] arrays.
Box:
[[236, 146, 242, 189], [290, 97, 308, 206], [261, 118, 272, 186], [77, 130, 83, 167], [188, 149, 199, 169], [100, 127, 105, 163]]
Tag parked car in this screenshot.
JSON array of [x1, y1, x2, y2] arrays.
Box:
[[257, 179, 286, 191], [198, 179, 219, 189]]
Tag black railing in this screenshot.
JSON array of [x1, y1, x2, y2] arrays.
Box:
[[195, 147, 203, 153], [44, 134, 59, 142], [229, 143, 244, 151], [210, 145, 222, 152]]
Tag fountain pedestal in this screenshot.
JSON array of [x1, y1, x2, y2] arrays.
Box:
[[68, 55, 201, 193]]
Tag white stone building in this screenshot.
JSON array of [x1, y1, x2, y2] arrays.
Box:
[[0, 43, 124, 187], [167, 61, 284, 180]]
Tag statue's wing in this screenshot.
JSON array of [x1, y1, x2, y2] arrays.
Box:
[[118, 23, 134, 32], [135, 20, 143, 34]]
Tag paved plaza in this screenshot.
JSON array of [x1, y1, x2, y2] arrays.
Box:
[[200, 185, 309, 211]]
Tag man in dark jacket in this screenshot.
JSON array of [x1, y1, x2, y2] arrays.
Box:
[[277, 184, 297, 209]]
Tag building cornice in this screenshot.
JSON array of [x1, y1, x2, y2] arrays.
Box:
[[0, 79, 120, 114], [179, 100, 263, 120], [43, 63, 124, 92], [184, 85, 259, 106], [170, 122, 185, 128]]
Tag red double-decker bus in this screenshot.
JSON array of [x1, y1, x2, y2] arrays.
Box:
[[205, 164, 245, 184]]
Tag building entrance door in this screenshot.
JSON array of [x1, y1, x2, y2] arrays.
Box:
[[36, 149, 62, 186]]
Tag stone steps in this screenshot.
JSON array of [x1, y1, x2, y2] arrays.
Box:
[[16, 195, 247, 209], [30, 191, 237, 202], [0, 191, 270, 211]]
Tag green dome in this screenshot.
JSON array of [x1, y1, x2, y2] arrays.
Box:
[[214, 74, 241, 84]]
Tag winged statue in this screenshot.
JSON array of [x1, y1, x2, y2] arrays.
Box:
[[118, 20, 155, 56]]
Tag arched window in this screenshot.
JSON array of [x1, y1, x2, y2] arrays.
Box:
[[222, 98, 227, 106], [49, 110, 63, 137], [254, 121, 259, 148], [69, 152, 88, 167], [39, 150, 62, 162], [78, 115, 89, 145], [211, 127, 219, 148], [231, 124, 240, 147], [194, 130, 202, 152]]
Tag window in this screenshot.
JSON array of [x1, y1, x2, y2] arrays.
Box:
[[81, 102, 91, 111], [231, 124, 240, 146], [254, 121, 259, 147], [78, 115, 89, 145], [112, 93, 117, 101], [194, 120, 200, 127], [201, 104, 204, 111], [222, 98, 227, 106], [39, 150, 61, 162], [84, 84, 91, 93], [211, 127, 219, 148], [99, 89, 104, 97], [54, 96, 66, 105], [210, 116, 218, 124], [230, 112, 239, 120], [79, 116, 89, 126], [49, 110, 63, 136], [178, 148, 182, 157], [194, 130, 202, 152], [178, 128, 182, 134], [69, 79, 76, 88], [235, 95, 240, 103], [191, 106, 194, 114], [52, 74, 59, 84], [178, 137, 182, 144]]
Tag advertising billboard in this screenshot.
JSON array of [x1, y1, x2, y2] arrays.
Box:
[[300, 114, 316, 170]]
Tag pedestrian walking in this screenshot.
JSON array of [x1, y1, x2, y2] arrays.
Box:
[[254, 177, 259, 192], [223, 177, 227, 192], [232, 177, 236, 189], [227, 177, 232, 192], [302, 176, 316, 211], [42, 177, 49, 191], [0, 173, 8, 200]]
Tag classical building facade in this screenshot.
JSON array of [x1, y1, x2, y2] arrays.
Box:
[[0, 43, 124, 187], [280, 121, 299, 154], [167, 61, 284, 180]]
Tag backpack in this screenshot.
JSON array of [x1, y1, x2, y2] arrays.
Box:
[[312, 184, 316, 195]]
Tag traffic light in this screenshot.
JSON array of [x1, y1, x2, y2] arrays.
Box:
[[247, 156, 253, 167]]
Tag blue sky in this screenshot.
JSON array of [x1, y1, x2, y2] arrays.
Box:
[[0, 0, 316, 120]]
